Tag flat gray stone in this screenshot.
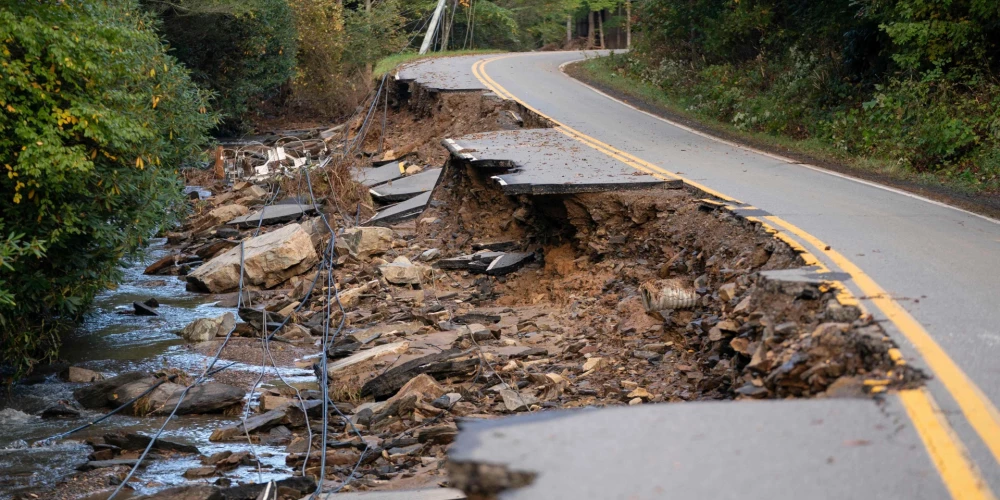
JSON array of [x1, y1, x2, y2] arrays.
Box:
[[366, 191, 432, 227], [227, 203, 318, 228], [448, 397, 949, 500], [443, 129, 667, 195], [370, 168, 442, 203], [354, 161, 406, 187]]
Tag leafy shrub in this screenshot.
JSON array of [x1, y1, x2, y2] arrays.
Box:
[[150, 0, 297, 132], [0, 0, 217, 379]]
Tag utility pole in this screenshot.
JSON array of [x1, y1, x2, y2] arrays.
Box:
[[566, 15, 572, 46], [419, 0, 448, 55], [441, 0, 458, 52]]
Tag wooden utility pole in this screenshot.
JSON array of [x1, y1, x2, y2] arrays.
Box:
[[420, 0, 448, 55], [441, 0, 458, 51]]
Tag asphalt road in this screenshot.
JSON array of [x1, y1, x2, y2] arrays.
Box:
[[398, 51, 1000, 497]]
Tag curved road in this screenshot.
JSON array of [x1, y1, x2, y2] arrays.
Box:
[[400, 51, 1000, 497]]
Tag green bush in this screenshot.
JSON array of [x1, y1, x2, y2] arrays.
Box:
[[150, 0, 297, 132], [0, 0, 217, 379]]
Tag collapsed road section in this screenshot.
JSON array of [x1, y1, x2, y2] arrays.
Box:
[[33, 54, 941, 500]]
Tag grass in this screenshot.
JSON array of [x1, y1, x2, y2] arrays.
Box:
[[566, 56, 1000, 214], [373, 49, 505, 78]]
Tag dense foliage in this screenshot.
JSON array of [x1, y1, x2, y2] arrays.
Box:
[[618, 0, 1000, 189], [147, 0, 297, 132], [0, 1, 216, 379]]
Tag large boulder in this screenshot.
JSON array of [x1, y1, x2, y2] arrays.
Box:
[[187, 223, 319, 293], [179, 313, 235, 342], [114, 379, 245, 415], [190, 204, 248, 232], [73, 371, 151, 409], [335, 226, 393, 259]]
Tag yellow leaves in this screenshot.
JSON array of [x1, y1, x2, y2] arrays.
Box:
[[5, 105, 14, 113], [5, 164, 15, 180], [152, 95, 161, 109], [27, 190, 34, 200], [149, 68, 156, 78], [13, 193, 21, 204], [90, 149, 97, 160], [198, 106, 207, 114], [135, 156, 144, 169], [36, 141, 43, 146]]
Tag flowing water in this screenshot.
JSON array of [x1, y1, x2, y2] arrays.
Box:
[[0, 238, 311, 498]]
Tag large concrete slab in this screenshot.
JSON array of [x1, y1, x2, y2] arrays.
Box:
[[395, 55, 493, 92], [370, 168, 442, 203], [449, 397, 948, 500], [443, 129, 667, 195], [354, 161, 406, 187], [227, 203, 318, 228], [365, 191, 433, 227]]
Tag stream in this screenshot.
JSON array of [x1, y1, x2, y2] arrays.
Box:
[[0, 238, 311, 498]]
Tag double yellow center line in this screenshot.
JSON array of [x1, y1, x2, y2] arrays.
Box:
[[471, 54, 1000, 499]]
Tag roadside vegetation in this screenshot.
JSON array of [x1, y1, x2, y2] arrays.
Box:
[[579, 0, 1000, 195], [0, 0, 634, 380]]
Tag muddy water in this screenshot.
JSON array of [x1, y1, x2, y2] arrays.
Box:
[[0, 239, 309, 498]]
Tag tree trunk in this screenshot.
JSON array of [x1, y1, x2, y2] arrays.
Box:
[[598, 10, 605, 49], [442, 0, 458, 51], [566, 15, 572, 46], [616, 5, 622, 49], [626, 1, 632, 49], [587, 10, 595, 49]]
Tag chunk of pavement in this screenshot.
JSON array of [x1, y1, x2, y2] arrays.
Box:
[[459, 323, 494, 342], [379, 256, 432, 285], [61, 366, 104, 383], [76, 458, 144, 471], [227, 203, 318, 229], [133, 301, 158, 316], [187, 223, 319, 293], [133, 485, 223, 500], [335, 226, 393, 259], [353, 161, 405, 187], [499, 389, 538, 412], [210, 408, 287, 441], [104, 431, 200, 454], [327, 341, 410, 376], [310, 489, 466, 500], [369, 168, 442, 202], [485, 252, 535, 276], [432, 393, 463, 410], [179, 313, 236, 342], [366, 191, 432, 227], [73, 371, 152, 409]]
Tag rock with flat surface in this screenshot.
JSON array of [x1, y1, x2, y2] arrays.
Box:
[[187, 223, 319, 292], [73, 371, 151, 409], [499, 389, 537, 412], [328, 341, 410, 376], [134, 485, 222, 500], [133, 301, 158, 316], [62, 366, 104, 383], [227, 203, 318, 229], [103, 431, 199, 454], [311, 489, 466, 500], [76, 458, 143, 471], [335, 226, 393, 259], [210, 408, 288, 441], [379, 256, 432, 285], [179, 313, 235, 342]]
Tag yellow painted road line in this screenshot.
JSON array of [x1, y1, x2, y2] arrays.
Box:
[[470, 52, 1000, 498], [901, 389, 997, 500], [764, 214, 1000, 470]]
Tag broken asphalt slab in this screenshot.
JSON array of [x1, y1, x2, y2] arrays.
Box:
[[312, 489, 465, 500], [395, 55, 493, 92], [442, 129, 672, 195], [227, 203, 319, 228], [365, 191, 432, 227], [447, 397, 950, 500], [370, 168, 442, 203], [353, 161, 406, 187]]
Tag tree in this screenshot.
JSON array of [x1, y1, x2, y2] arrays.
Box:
[[0, 0, 217, 379]]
